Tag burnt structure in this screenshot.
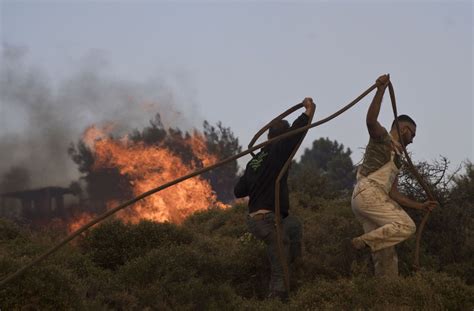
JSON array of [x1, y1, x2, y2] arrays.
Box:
[[1, 186, 76, 225]]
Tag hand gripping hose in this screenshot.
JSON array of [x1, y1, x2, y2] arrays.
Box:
[[1, 81, 387, 288], [388, 82, 436, 271]]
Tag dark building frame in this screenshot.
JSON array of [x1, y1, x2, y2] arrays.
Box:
[[1, 186, 75, 224]]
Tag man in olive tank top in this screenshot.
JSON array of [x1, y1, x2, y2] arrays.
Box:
[[351, 74, 439, 277]]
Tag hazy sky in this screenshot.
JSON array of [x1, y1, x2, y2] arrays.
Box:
[[0, 1, 472, 188]]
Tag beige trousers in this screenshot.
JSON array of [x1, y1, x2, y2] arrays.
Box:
[[352, 181, 416, 277]]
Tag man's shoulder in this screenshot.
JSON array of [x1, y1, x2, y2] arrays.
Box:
[[291, 113, 309, 128], [248, 150, 269, 171], [369, 126, 390, 144]]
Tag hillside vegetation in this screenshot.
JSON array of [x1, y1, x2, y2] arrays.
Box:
[[1, 136, 473, 309], [1, 178, 473, 309]]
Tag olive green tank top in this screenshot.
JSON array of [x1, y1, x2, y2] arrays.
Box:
[[359, 127, 402, 177]]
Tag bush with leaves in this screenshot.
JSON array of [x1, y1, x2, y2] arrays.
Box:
[[1, 159, 473, 309], [79, 219, 194, 270], [290, 272, 474, 310]]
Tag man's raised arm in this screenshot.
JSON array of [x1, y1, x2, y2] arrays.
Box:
[[366, 74, 390, 139]]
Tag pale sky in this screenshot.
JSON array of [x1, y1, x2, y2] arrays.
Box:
[[0, 1, 472, 188]]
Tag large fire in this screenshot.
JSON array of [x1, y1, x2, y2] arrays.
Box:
[[69, 125, 226, 231]]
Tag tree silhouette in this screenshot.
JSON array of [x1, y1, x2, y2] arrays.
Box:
[[68, 140, 133, 212], [290, 137, 355, 202], [202, 121, 242, 202]]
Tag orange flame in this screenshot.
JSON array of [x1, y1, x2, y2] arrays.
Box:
[[68, 125, 226, 232], [82, 123, 116, 147], [68, 212, 96, 233]]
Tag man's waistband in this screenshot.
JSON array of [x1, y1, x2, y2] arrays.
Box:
[[248, 209, 272, 219]]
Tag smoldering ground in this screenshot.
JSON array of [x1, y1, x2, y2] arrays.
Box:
[[0, 44, 199, 192]]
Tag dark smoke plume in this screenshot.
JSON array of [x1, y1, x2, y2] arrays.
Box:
[[0, 44, 197, 193]]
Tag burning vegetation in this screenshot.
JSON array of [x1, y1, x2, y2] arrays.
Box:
[[66, 113, 241, 230], [0, 111, 240, 231], [78, 124, 221, 225]]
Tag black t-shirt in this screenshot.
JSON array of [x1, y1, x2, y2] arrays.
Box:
[[234, 113, 309, 217]]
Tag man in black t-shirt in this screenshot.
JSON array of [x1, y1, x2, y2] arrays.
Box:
[[234, 97, 315, 299]]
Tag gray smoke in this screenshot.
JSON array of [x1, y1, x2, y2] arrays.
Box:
[[0, 44, 199, 192]]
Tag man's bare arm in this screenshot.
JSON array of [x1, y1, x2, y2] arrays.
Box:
[[389, 178, 439, 211], [366, 74, 390, 139]]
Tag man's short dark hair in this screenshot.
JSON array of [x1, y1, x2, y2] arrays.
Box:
[[391, 114, 416, 129], [268, 119, 290, 139]]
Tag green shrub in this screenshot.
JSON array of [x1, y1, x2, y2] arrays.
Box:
[[289, 272, 474, 310], [113, 245, 245, 309], [184, 204, 248, 238], [0, 218, 25, 241], [1, 191, 473, 309], [80, 219, 193, 270], [0, 261, 84, 309]]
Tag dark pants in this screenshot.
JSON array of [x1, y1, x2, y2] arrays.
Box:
[[247, 212, 302, 293]]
